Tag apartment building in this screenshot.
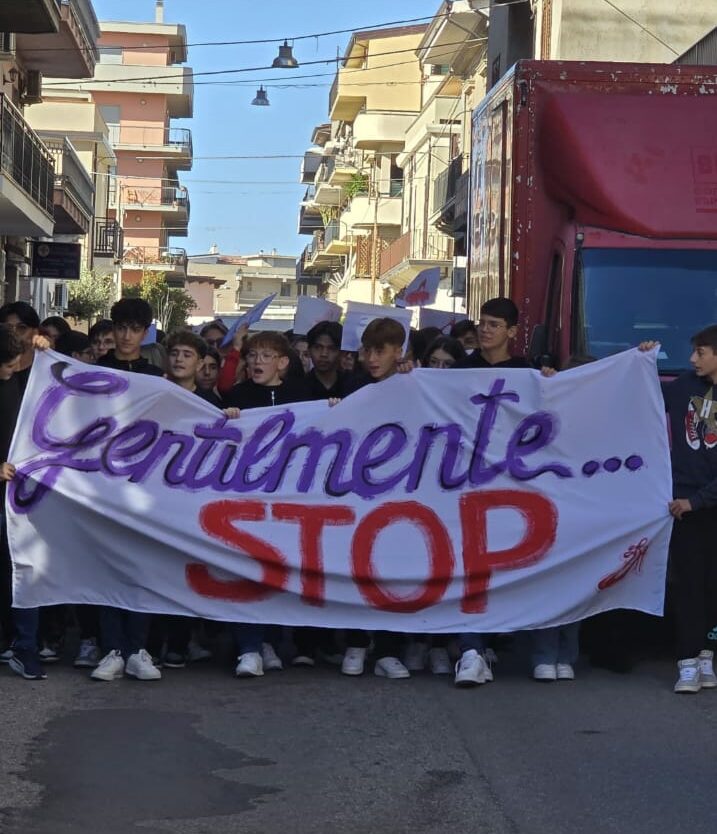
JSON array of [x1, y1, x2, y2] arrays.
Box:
[[25, 88, 116, 313], [0, 0, 99, 308], [490, 0, 715, 87], [64, 0, 194, 289], [297, 25, 427, 306], [379, 5, 488, 315], [189, 248, 313, 329]]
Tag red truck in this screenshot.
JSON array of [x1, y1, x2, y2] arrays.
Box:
[[468, 60, 717, 373]]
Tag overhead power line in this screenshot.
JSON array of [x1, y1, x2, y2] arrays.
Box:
[[598, 0, 679, 55], [44, 37, 487, 87]]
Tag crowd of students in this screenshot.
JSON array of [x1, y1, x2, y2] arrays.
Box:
[[0, 293, 716, 696]]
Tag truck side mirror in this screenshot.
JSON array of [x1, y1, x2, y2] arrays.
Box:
[[528, 323, 555, 368]]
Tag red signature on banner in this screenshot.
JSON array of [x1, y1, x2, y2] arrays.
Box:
[[597, 538, 650, 590]]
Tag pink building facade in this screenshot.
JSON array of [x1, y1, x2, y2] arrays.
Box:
[[84, 3, 193, 286]]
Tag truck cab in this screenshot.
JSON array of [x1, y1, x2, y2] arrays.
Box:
[[468, 60, 717, 374]]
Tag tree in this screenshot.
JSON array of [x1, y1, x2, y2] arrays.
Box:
[[122, 271, 196, 332], [67, 268, 116, 324]]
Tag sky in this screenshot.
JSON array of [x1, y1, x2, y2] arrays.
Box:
[[91, 0, 442, 258]]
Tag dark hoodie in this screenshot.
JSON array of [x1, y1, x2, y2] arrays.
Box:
[[97, 352, 164, 376], [664, 371, 717, 510]]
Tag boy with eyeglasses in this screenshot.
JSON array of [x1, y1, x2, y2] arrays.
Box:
[[0, 302, 42, 395], [223, 331, 308, 677], [457, 298, 530, 370]]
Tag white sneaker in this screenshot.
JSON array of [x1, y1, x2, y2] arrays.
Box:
[[674, 658, 701, 693], [428, 647, 452, 675], [557, 663, 575, 680], [404, 641, 427, 672], [374, 656, 411, 679], [341, 647, 366, 676], [533, 663, 558, 681], [261, 643, 283, 671], [292, 655, 316, 667], [0, 648, 13, 664], [187, 640, 212, 663], [698, 650, 717, 688], [125, 649, 162, 681], [74, 638, 100, 668], [236, 652, 264, 677], [91, 649, 125, 681], [454, 650, 487, 687]]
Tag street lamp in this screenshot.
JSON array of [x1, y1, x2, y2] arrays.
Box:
[[272, 40, 299, 69], [251, 86, 270, 106]]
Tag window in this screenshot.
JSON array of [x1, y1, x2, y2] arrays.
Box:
[[99, 46, 123, 65], [245, 280, 253, 292], [573, 248, 717, 374], [280, 282, 292, 297]]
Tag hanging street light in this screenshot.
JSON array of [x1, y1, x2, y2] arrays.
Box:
[[272, 40, 299, 69], [251, 85, 270, 106]]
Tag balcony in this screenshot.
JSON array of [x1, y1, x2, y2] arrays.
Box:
[[432, 156, 463, 216], [114, 126, 193, 171], [327, 149, 364, 186], [86, 64, 194, 118], [121, 180, 190, 229], [379, 228, 453, 290], [313, 156, 343, 205], [0, 0, 60, 34], [93, 218, 123, 261], [16, 0, 100, 79], [298, 187, 323, 235], [122, 245, 188, 278], [43, 137, 94, 235], [303, 229, 344, 273], [0, 94, 54, 237], [296, 248, 325, 287], [323, 219, 352, 256], [340, 193, 402, 231], [300, 150, 321, 184], [352, 110, 418, 151], [329, 70, 366, 122]]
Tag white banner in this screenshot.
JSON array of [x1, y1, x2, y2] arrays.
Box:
[[7, 349, 672, 632]]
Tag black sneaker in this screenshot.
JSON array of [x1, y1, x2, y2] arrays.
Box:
[[9, 649, 47, 680], [163, 652, 186, 669]]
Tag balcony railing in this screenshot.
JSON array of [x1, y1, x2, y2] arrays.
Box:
[[94, 218, 123, 259], [44, 137, 94, 217], [324, 219, 342, 247], [0, 94, 54, 217], [115, 125, 193, 154], [379, 229, 453, 275], [432, 156, 463, 214], [122, 245, 188, 271], [121, 181, 190, 216]]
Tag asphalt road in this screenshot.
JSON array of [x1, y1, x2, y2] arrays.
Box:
[[0, 643, 715, 834]]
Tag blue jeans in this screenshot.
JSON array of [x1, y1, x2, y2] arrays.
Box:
[[531, 624, 580, 667], [458, 633, 485, 654], [0, 508, 39, 653], [99, 606, 151, 658], [231, 623, 264, 655]]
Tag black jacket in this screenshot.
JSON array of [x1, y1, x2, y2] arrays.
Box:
[[664, 372, 717, 510], [305, 369, 351, 400], [457, 353, 531, 369], [98, 353, 164, 376], [223, 378, 309, 410]]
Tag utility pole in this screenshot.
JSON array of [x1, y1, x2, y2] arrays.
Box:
[[370, 157, 379, 304]]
